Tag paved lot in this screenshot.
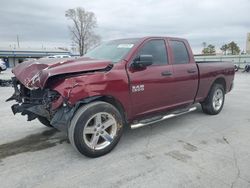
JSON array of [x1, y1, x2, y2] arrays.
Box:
[[0, 69, 250, 188]]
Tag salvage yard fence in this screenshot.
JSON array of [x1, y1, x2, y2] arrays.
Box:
[[194, 54, 250, 68]]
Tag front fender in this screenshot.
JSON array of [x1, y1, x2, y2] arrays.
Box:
[[50, 72, 108, 106]]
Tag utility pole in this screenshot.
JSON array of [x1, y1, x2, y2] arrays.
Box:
[[17, 35, 20, 48]]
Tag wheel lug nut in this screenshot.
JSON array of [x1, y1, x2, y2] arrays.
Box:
[[102, 126, 104, 129], [101, 131, 104, 134], [96, 133, 99, 136]]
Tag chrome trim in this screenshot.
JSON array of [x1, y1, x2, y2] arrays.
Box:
[[130, 107, 197, 129]]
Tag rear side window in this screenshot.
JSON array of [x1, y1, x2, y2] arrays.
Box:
[[138, 40, 168, 64], [170, 40, 189, 64]]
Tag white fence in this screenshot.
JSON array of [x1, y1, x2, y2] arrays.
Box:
[[194, 54, 250, 68]]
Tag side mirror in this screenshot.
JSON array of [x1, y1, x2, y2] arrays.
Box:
[[132, 55, 153, 69]]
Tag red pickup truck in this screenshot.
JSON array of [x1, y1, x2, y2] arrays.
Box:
[[7, 37, 235, 157]]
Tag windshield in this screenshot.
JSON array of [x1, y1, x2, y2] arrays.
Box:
[[84, 39, 139, 63]]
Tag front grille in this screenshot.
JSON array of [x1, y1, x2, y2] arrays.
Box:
[[22, 86, 46, 104], [10, 77, 60, 107]]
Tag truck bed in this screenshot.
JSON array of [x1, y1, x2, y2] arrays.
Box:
[[195, 61, 234, 102]]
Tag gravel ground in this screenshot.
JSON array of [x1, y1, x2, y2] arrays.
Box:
[[0, 69, 250, 188]]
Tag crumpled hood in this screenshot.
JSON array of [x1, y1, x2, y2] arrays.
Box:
[[12, 57, 113, 89]]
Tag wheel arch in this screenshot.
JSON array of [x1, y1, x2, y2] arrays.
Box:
[[212, 77, 226, 91], [201, 77, 226, 103], [201, 77, 226, 115], [75, 95, 128, 124]]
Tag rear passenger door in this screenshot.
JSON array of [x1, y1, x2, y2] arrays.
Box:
[[169, 39, 199, 106]]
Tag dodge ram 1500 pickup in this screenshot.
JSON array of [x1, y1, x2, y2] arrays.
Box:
[[7, 37, 235, 157]]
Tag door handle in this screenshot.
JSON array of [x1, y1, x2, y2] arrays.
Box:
[[187, 69, 197, 73], [161, 71, 172, 76]]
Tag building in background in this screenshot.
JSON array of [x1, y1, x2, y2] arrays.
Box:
[[0, 47, 71, 67], [246, 33, 250, 54]]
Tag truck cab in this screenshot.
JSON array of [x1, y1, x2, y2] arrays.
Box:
[[125, 37, 199, 118]]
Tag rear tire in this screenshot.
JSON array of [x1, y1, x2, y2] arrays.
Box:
[[37, 116, 53, 128], [201, 84, 225, 115], [68, 101, 124, 158], [245, 65, 250, 72]]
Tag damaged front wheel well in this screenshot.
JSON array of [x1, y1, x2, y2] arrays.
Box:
[[77, 95, 128, 124]]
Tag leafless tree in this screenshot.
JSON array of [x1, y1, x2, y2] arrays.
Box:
[[65, 7, 101, 56]]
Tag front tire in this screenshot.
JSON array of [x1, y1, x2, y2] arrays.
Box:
[[201, 84, 225, 115], [69, 101, 124, 158]]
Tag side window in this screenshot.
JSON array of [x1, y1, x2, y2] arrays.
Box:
[[137, 40, 168, 64], [170, 40, 189, 64]]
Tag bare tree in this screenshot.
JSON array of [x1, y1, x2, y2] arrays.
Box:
[[65, 7, 101, 56]]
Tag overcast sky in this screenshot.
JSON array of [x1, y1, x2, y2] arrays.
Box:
[[1, 0, 250, 53]]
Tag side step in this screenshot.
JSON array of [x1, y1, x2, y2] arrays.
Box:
[[130, 107, 197, 129]]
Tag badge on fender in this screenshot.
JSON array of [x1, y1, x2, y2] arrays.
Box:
[[132, 85, 144, 92]]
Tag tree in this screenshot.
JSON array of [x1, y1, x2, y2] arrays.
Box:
[[227, 41, 240, 55], [220, 44, 228, 55], [220, 42, 240, 55], [202, 44, 216, 55], [65, 7, 101, 56]]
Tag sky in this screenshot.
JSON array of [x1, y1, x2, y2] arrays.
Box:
[[0, 0, 250, 54]]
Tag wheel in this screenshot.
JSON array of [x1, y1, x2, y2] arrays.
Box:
[[201, 84, 225, 115], [245, 65, 250, 72], [37, 116, 53, 127], [69, 101, 124, 158]]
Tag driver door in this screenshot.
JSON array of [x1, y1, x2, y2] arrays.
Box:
[[127, 39, 174, 117]]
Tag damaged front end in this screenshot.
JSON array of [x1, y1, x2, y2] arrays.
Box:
[[6, 58, 114, 131], [6, 77, 72, 131]]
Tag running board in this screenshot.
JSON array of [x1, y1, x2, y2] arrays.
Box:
[[130, 107, 197, 129]]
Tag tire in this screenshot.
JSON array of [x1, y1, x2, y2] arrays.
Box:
[[201, 84, 225, 115], [37, 116, 53, 128], [69, 101, 124, 158], [245, 65, 250, 72], [234, 65, 238, 72]]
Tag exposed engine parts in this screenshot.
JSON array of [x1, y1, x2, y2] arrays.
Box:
[[7, 77, 61, 122]]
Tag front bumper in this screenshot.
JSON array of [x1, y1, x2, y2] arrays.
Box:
[[6, 77, 77, 132], [7, 77, 58, 121]]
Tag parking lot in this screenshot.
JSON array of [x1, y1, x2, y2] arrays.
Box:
[[0, 70, 250, 188]]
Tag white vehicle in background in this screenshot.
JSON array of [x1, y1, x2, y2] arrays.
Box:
[[23, 58, 37, 62], [0, 59, 7, 73], [54, 55, 71, 58], [44, 55, 72, 59]]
